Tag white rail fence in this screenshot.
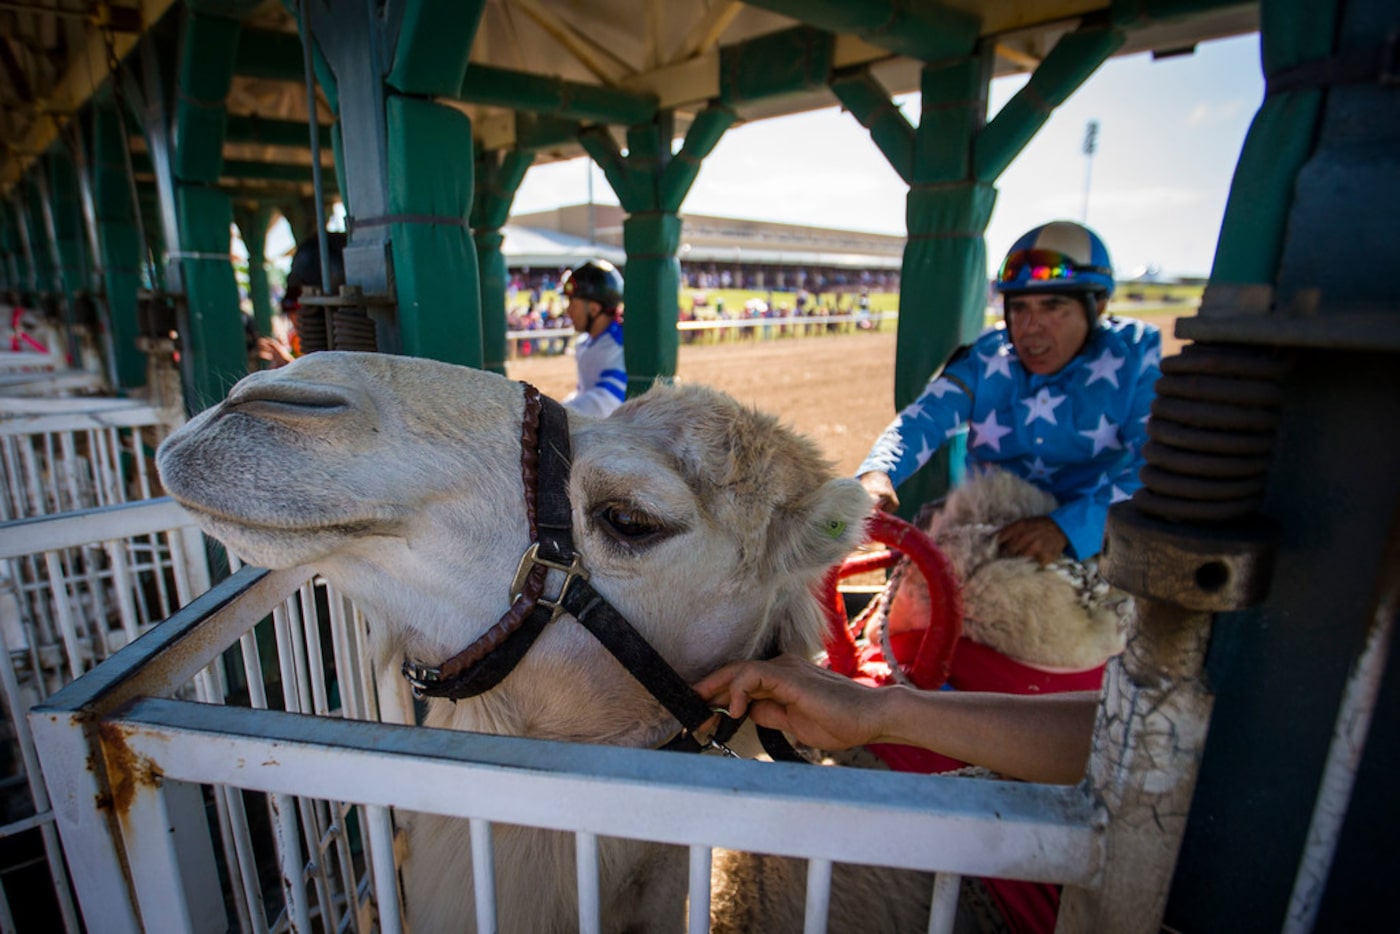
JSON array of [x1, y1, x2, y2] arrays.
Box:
[[0, 498, 212, 930], [505, 311, 897, 358], [27, 561, 1119, 934]]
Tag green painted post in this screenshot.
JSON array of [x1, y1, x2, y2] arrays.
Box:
[[385, 97, 481, 365], [472, 146, 534, 375], [580, 104, 735, 394], [234, 203, 277, 337], [92, 103, 148, 389], [171, 8, 253, 409]]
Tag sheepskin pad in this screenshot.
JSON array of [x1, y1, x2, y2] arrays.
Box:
[[886, 468, 1131, 671]]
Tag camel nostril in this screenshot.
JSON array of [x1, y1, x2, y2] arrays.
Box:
[[226, 381, 353, 416]]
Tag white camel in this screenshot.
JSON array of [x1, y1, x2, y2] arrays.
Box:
[[157, 351, 933, 932]]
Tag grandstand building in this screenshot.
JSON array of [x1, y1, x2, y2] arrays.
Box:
[[506, 203, 903, 293]]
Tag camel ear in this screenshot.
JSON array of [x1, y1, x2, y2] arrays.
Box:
[[764, 477, 871, 580], [759, 477, 871, 656]]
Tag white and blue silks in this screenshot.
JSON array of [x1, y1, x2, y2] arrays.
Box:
[[564, 320, 627, 417], [857, 317, 1162, 559]]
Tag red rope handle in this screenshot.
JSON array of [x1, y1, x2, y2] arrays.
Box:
[[822, 512, 963, 688]]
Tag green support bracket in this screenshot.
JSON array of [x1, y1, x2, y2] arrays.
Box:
[[740, 0, 979, 63], [830, 70, 917, 184], [233, 202, 277, 337], [974, 25, 1124, 182], [92, 102, 147, 389], [471, 147, 535, 375], [658, 105, 735, 212]]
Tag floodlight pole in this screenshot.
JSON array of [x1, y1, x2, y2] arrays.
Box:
[[1082, 119, 1099, 223]]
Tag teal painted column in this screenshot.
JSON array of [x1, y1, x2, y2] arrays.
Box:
[[580, 104, 735, 394], [234, 203, 277, 337], [92, 104, 147, 390], [304, 0, 485, 365], [471, 146, 534, 374], [172, 7, 256, 409]]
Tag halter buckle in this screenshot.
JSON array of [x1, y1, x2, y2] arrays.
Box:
[[401, 660, 442, 693], [510, 542, 590, 623]]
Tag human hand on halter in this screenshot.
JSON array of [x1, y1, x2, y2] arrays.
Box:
[[696, 655, 1098, 784], [996, 516, 1068, 566], [694, 654, 890, 752], [859, 471, 900, 514]]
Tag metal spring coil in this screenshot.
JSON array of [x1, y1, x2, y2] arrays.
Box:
[[330, 307, 378, 353], [298, 307, 330, 354], [1133, 343, 1291, 523]]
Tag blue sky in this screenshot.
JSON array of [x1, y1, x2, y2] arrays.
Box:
[[513, 32, 1264, 281]]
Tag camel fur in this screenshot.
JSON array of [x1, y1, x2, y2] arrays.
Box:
[[157, 352, 925, 932], [886, 467, 1130, 671]]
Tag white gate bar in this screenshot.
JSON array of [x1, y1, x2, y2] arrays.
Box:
[[688, 845, 712, 934], [0, 404, 163, 435], [368, 804, 404, 934], [928, 872, 960, 934], [0, 498, 195, 559], [89, 697, 1103, 884], [802, 858, 831, 934], [576, 831, 601, 934], [468, 817, 496, 934]]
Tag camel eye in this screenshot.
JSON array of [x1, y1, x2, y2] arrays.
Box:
[[593, 502, 668, 546]]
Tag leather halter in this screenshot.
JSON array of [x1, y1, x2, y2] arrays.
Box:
[[401, 383, 752, 755]]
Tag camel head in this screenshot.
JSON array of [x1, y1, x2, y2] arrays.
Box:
[[157, 352, 870, 743]]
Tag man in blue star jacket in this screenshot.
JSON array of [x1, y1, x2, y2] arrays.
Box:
[[858, 221, 1162, 564]]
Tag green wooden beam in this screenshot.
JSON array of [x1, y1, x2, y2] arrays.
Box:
[[224, 115, 333, 150], [458, 64, 657, 125], [830, 70, 916, 184], [974, 25, 1124, 182], [742, 0, 979, 63], [719, 27, 834, 105], [232, 28, 305, 82]]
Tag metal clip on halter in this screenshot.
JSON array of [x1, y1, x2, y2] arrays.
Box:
[[401, 660, 441, 695], [510, 543, 591, 623], [686, 708, 742, 759]]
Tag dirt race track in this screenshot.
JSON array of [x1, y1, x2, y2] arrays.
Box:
[[508, 316, 1187, 478]]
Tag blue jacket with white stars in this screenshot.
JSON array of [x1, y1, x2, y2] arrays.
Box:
[[857, 316, 1162, 559]]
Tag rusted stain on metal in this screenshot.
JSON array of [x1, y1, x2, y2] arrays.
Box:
[[96, 721, 165, 817]]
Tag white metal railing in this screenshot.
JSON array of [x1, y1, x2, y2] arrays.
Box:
[[28, 565, 1111, 933], [0, 399, 171, 521], [0, 498, 212, 931]]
